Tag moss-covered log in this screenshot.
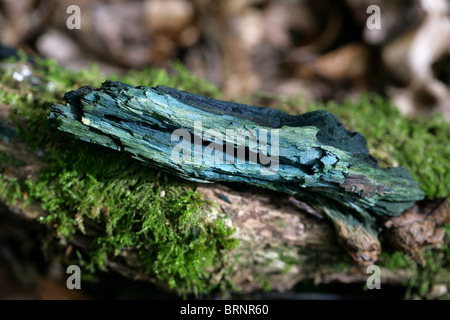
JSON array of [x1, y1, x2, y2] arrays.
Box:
[[1, 54, 449, 298], [0, 130, 417, 294], [49, 81, 425, 264]]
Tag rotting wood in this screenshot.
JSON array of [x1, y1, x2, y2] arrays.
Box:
[[1, 90, 448, 294], [49, 81, 426, 264]]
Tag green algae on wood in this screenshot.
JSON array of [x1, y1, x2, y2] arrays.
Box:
[[49, 81, 425, 264]]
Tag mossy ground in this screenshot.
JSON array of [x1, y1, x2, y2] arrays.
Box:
[[0, 53, 449, 298]]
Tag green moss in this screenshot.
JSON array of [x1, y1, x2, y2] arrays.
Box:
[[119, 62, 221, 98], [259, 277, 272, 292], [380, 251, 415, 271], [0, 176, 23, 205], [403, 247, 450, 299], [378, 232, 450, 299], [1, 56, 236, 295], [27, 139, 237, 294]]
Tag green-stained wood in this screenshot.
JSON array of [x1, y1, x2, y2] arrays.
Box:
[[49, 81, 425, 263]]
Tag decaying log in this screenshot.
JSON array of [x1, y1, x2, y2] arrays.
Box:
[[49, 81, 425, 264], [0, 134, 416, 293], [3, 123, 447, 294], [1, 83, 448, 294]]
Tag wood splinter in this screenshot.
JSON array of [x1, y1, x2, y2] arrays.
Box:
[[49, 80, 425, 264]]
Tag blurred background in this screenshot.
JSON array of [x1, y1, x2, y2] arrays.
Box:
[[1, 0, 450, 300], [1, 0, 449, 119]]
